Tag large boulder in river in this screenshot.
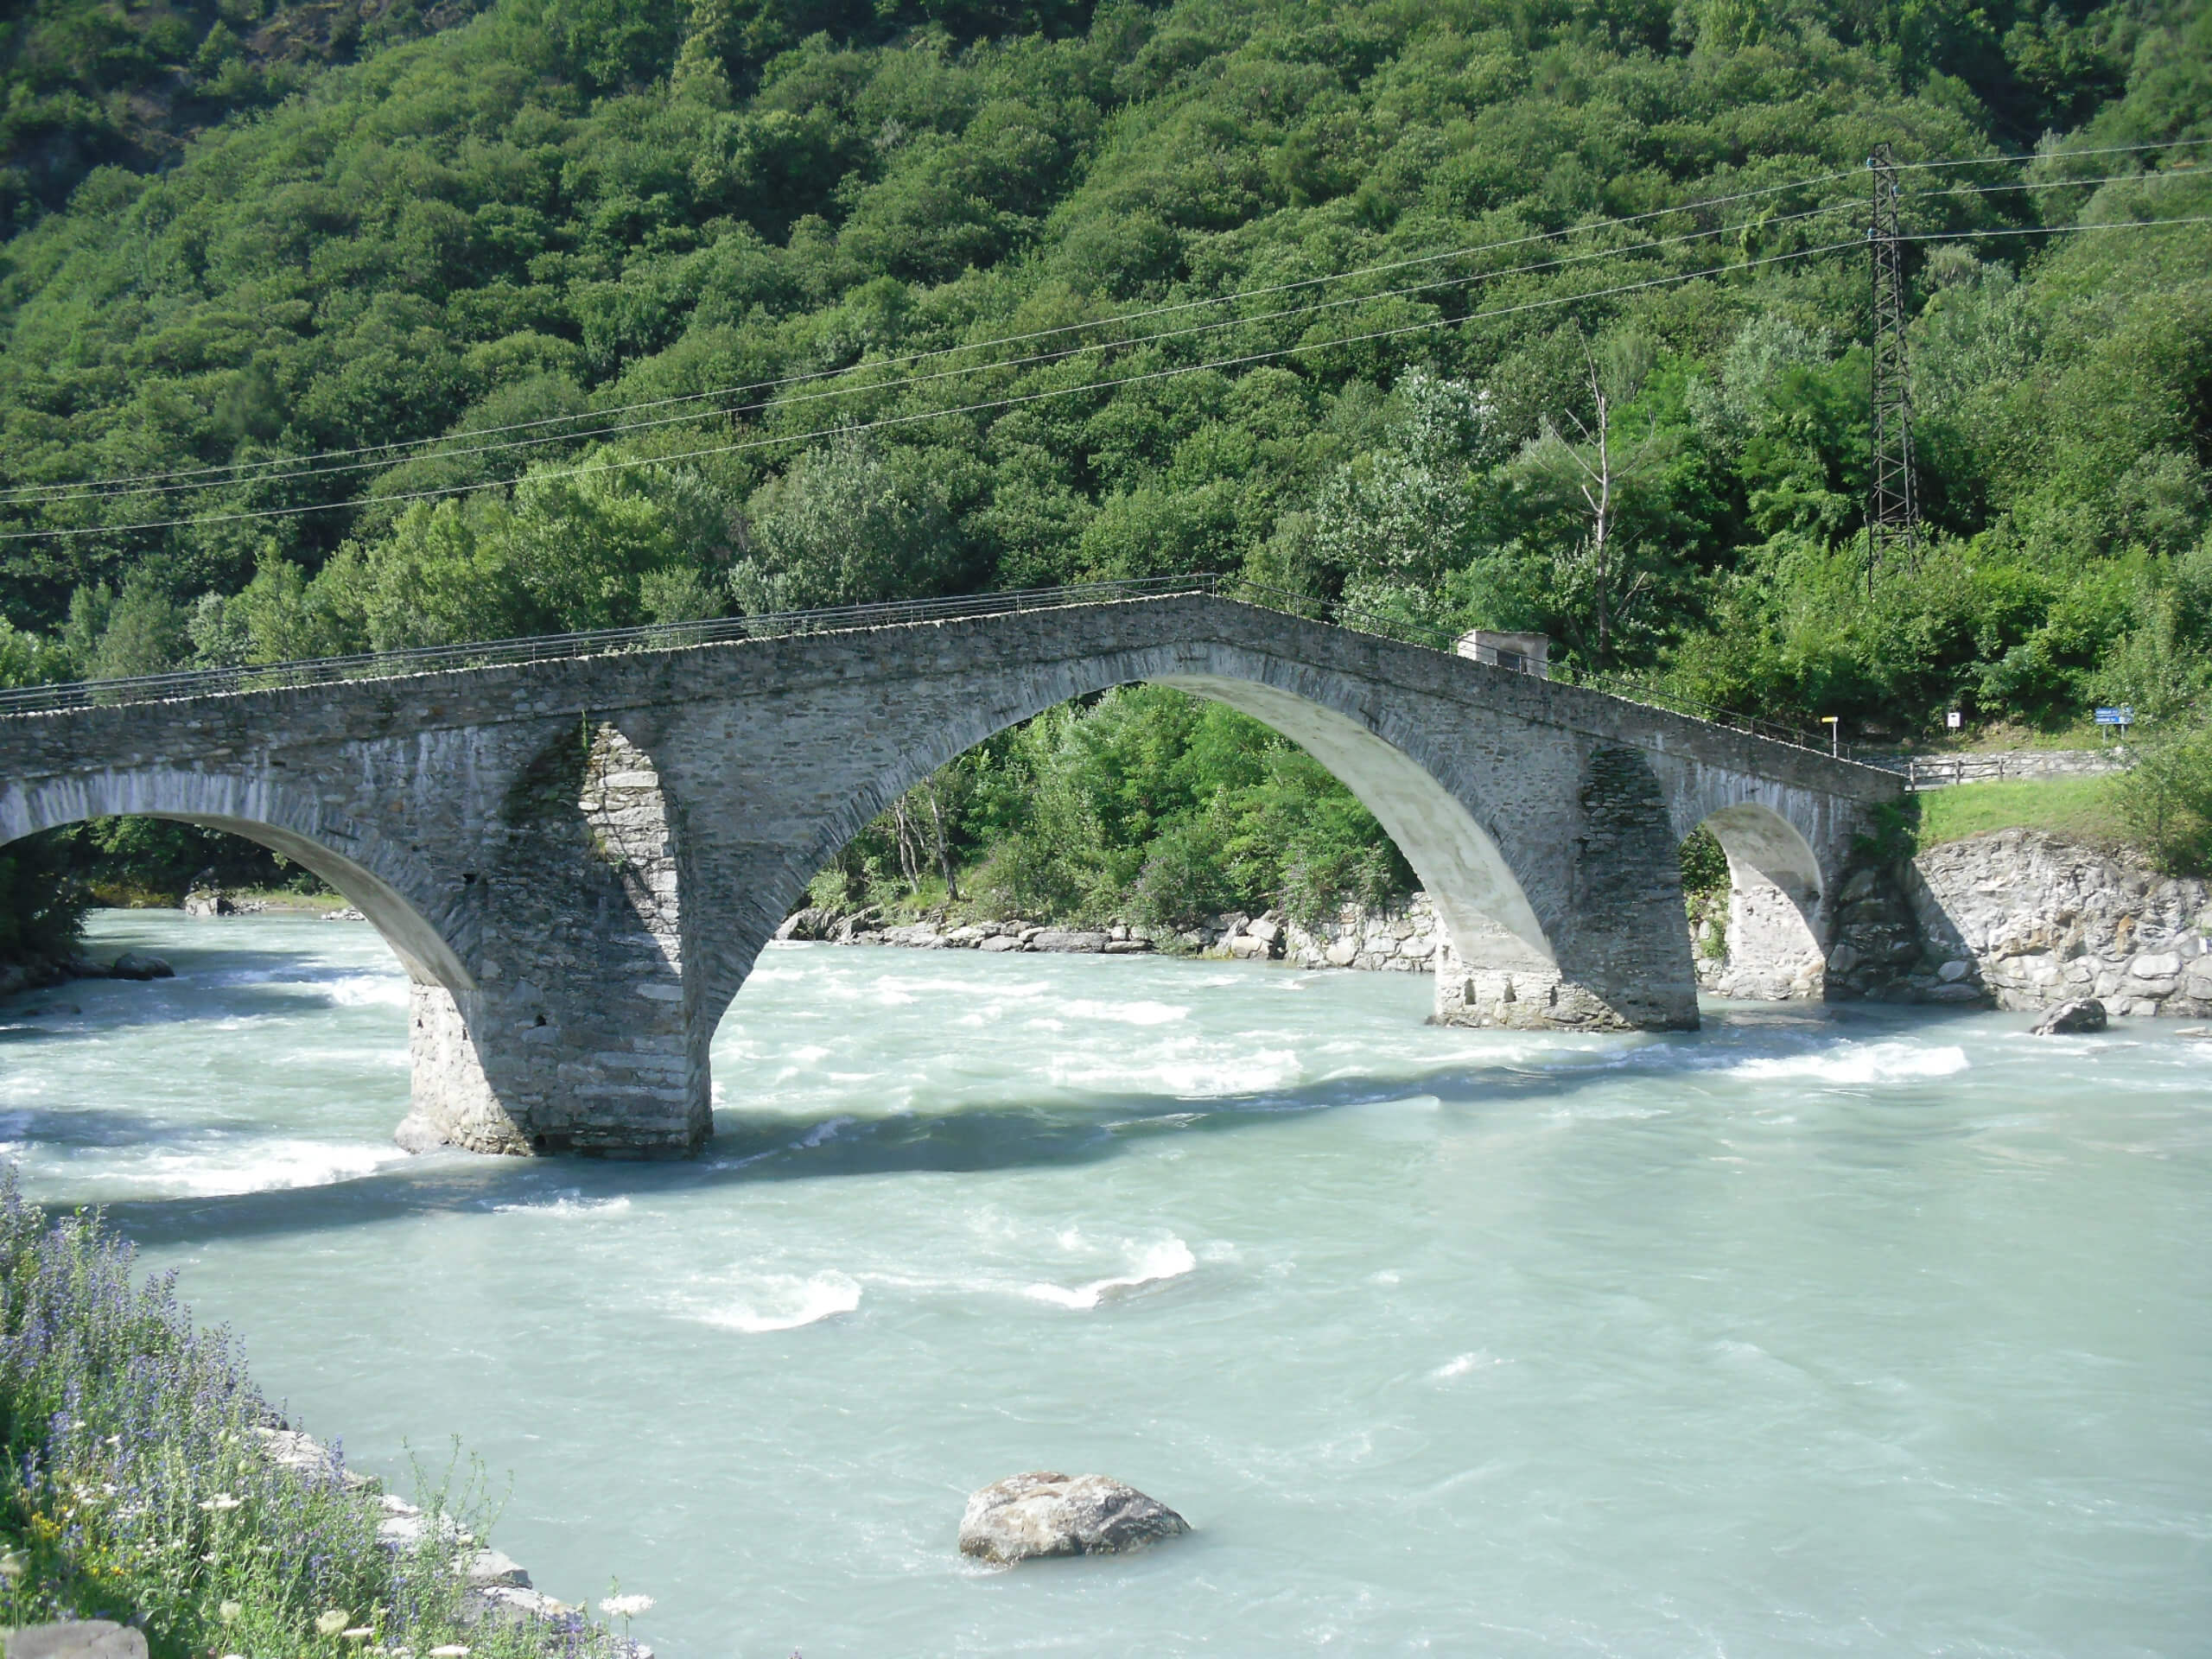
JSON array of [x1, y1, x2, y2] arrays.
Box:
[[2031, 997, 2107, 1034], [957, 1472, 1190, 1564], [108, 952, 173, 981]]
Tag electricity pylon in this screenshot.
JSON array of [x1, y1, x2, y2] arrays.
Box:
[[1866, 143, 1920, 580]]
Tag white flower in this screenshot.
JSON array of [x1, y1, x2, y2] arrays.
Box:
[[0, 1549, 26, 1581], [599, 1594, 653, 1618], [219, 1600, 243, 1624], [200, 1494, 242, 1512], [427, 1646, 470, 1656], [342, 1629, 374, 1641], [315, 1610, 351, 1637]]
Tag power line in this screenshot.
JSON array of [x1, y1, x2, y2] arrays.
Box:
[[1903, 168, 2209, 201], [0, 170, 1872, 505], [0, 239, 1866, 543], [1892, 137, 2211, 171], [15, 148, 2194, 508], [4, 199, 1872, 509], [1896, 214, 2212, 239], [2, 207, 2201, 543]]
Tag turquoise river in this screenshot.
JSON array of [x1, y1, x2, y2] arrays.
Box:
[[2, 910, 2208, 1656]]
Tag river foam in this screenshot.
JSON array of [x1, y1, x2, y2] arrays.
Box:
[[1724, 1039, 1972, 1084], [689, 1270, 863, 1333], [1022, 1237, 1197, 1309]]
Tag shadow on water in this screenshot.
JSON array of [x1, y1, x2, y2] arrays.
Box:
[[86, 997, 1996, 1252]]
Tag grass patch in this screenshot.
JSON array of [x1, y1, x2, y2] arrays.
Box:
[[1915, 774, 2132, 849]]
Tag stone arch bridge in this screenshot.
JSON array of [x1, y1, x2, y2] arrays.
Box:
[[0, 589, 1901, 1157]]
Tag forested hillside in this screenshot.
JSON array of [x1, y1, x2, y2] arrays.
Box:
[[0, 0, 2208, 931]]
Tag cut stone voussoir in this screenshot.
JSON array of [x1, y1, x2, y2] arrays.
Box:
[[957, 1471, 1191, 1565]]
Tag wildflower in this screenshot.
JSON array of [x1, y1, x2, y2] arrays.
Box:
[[342, 1629, 374, 1641], [200, 1494, 242, 1512], [0, 1549, 24, 1581], [600, 1593, 653, 1618], [219, 1600, 242, 1624], [315, 1610, 352, 1637], [427, 1646, 470, 1656]]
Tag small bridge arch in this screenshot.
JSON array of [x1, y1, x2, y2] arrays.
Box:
[[3, 766, 471, 993]]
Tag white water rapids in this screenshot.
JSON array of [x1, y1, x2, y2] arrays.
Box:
[[1, 911, 2208, 1656]]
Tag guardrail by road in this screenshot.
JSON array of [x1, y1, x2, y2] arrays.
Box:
[[1859, 747, 2131, 790]]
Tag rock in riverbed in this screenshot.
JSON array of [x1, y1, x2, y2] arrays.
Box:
[[2031, 997, 2107, 1034], [957, 1472, 1190, 1564], [3, 1622, 148, 1658], [106, 952, 173, 981]]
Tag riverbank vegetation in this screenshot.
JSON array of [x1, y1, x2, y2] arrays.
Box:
[[0, 0, 2209, 929], [0, 1166, 624, 1659]]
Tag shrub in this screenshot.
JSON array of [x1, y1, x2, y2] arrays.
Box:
[[2117, 718, 2212, 874]]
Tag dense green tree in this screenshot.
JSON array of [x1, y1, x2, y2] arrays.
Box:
[[1, 0, 2209, 918]]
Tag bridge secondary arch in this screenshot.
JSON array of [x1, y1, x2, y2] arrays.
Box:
[[1690, 802, 1830, 1001], [1, 768, 471, 994]]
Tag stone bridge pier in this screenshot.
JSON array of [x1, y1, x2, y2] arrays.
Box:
[[0, 594, 1901, 1156]]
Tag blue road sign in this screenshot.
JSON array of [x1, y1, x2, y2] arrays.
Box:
[[2094, 707, 2134, 725]]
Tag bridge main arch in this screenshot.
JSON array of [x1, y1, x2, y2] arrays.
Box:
[[663, 626, 1699, 1043]]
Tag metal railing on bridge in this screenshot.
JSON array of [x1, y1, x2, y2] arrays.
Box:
[[0, 572, 1848, 758]]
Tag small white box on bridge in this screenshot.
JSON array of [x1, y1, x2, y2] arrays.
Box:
[[1456, 629, 1551, 678]]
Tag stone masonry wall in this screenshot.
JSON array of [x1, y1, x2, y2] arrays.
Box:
[[1862, 747, 2128, 789], [1827, 829, 2212, 1015]]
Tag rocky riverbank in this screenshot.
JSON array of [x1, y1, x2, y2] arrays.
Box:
[[1846, 829, 2212, 1016], [775, 893, 1450, 969], [257, 1426, 649, 1656], [0, 947, 172, 1000], [786, 830, 2212, 1020]]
